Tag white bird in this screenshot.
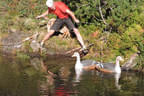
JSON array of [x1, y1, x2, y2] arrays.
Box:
[[103, 56, 124, 73], [72, 52, 102, 70], [94, 56, 124, 90], [99, 56, 124, 74], [72, 52, 102, 82]]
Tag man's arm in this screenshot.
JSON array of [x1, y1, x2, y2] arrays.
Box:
[[36, 10, 49, 19], [66, 9, 79, 23]]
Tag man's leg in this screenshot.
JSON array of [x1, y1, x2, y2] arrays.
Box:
[[41, 18, 63, 47], [73, 28, 86, 49], [64, 18, 86, 49], [40, 30, 55, 47]]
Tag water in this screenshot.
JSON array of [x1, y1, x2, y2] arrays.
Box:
[[0, 54, 143, 96]]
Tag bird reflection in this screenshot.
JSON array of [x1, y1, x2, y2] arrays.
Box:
[[114, 73, 121, 90], [75, 68, 83, 82], [74, 66, 122, 90]]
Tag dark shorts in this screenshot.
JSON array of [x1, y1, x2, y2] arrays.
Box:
[[50, 17, 75, 32]]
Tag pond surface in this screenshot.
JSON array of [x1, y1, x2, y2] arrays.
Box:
[[0, 54, 143, 96]]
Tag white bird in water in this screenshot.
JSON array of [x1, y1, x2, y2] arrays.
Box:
[[72, 52, 103, 82]]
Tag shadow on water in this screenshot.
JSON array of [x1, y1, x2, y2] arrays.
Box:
[[0, 54, 143, 96]]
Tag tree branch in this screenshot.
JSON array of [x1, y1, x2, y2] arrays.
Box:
[[98, 1, 108, 25]]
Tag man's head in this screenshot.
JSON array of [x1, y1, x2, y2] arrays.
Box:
[[46, 0, 54, 8]]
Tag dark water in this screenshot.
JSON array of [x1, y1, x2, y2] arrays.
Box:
[[0, 54, 143, 96]]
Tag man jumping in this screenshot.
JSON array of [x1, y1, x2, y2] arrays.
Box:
[[36, 0, 86, 51]]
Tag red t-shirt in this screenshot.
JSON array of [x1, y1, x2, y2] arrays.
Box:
[[48, 1, 70, 19]]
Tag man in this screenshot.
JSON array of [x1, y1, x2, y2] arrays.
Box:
[[36, 0, 86, 50]]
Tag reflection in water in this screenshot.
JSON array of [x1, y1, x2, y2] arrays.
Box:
[[39, 75, 55, 96], [55, 85, 70, 96], [30, 58, 41, 70], [75, 68, 83, 82], [0, 54, 143, 96], [30, 57, 55, 96], [75, 67, 121, 90], [0, 55, 40, 96], [59, 66, 71, 81], [75, 68, 98, 82], [115, 73, 121, 90], [30, 56, 74, 96]]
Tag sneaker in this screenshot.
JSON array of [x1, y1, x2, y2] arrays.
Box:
[[81, 47, 88, 55], [82, 49, 88, 55], [40, 41, 44, 47], [80, 45, 86, 51]]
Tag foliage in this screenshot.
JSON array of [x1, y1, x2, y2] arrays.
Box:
[[65, 0, 144, 31]]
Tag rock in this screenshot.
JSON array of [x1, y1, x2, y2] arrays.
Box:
[[30, 40, 41, 52], [24, 18, 36, 29], [1, 31, 27, 53], [10, 27, 17, 33]]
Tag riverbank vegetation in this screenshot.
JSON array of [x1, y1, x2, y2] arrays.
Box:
[[0, 0, 144, 70]]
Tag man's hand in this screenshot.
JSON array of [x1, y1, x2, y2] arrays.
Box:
[[36, 15, 49, 20], [36, 10, 49, 19], [36, 15, 42, 19], [75, 19, 80, 23], [66, 10, 80, 23]]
